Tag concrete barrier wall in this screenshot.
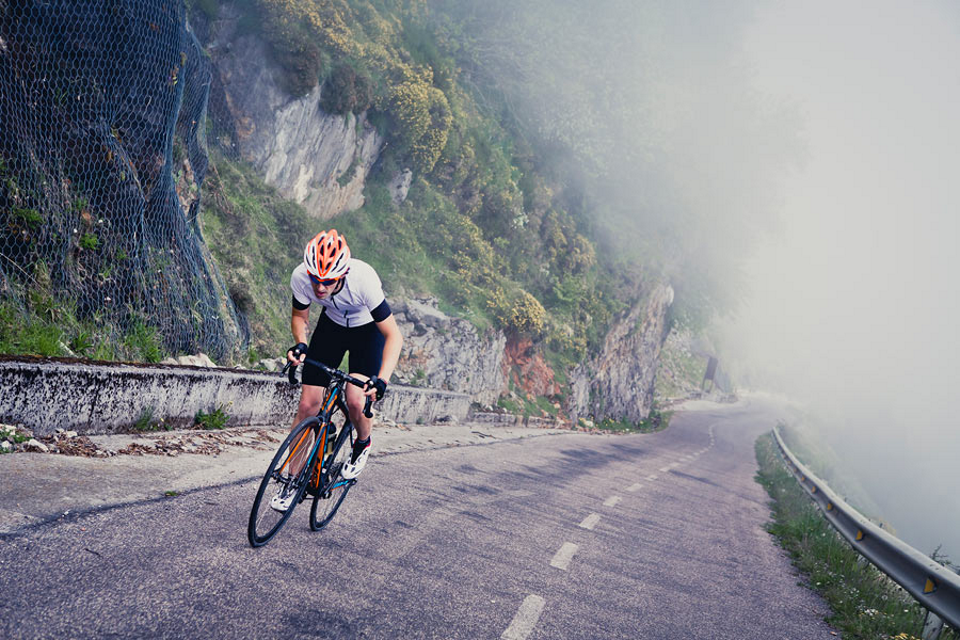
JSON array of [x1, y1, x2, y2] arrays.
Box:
[[0, 357, 471, 437], [470, 412, 523, 427]]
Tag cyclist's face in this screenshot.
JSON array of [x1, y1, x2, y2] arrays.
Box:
[[311, 279, 339, 299]]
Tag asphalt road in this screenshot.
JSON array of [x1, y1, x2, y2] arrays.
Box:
[[0, 398, 836, 639]]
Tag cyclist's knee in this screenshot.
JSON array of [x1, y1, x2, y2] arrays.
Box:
[[297, 387, 324, 417], [345, 393, 364, 416]]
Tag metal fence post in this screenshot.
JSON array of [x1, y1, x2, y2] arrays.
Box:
[[922, 610, 944, 640]]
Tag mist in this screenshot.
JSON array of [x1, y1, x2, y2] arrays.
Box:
[[435, 0, 959, 558], [723, 0, 960, 558]]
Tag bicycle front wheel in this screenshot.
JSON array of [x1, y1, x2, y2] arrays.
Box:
[[248, 417, 320, 547], [310, 425, 354, 530]]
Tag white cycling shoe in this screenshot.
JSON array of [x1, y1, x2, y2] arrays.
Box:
[[340, 440, 370, 480], [269, 485, 295, 512]]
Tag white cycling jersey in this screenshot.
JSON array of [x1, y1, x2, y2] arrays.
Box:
[[290, 259, 386, 328]]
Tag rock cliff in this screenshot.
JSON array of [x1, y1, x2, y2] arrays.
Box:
[[568, 284, 674, 424], [391, 298, 506, 407], [203, 6, 383, 220]]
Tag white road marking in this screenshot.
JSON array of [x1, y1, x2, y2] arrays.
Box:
[[626, 483, 643, 492], [550, 542, 579, 570], [501, 595, 545, 640], [603, 495, 622, 508], [646, 474, 658, 481], [579, 513, 601, 530], [658, 466, 671, 472]]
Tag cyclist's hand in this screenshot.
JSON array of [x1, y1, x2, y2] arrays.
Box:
[[364, 375, 387, 400], [287, 342, 308, 364]]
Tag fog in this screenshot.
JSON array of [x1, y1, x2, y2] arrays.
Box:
[[439, 0, 959, 559], [723, 0, 960, 558]]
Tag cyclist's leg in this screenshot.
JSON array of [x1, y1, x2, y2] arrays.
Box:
[[343, 376, 370, 438], [288, 313, 347, 475], [344, 321, 385, 441], [285, 384, 324, 477]]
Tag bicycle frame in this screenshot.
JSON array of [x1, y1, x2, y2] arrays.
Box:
[[308, 383, 356, 496]]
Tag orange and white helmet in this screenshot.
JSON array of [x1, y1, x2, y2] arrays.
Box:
[[303, 229, 351, 280]]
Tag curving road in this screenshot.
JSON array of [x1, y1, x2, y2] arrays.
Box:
[[0, 398, 836, 639]]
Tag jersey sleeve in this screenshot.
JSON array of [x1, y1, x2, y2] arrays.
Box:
[[359, 261, 386, 311], [371, 299, 392, 322], [290, 264, 313, 308]]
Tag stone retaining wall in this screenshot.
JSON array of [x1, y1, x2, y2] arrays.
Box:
[[0, 357, 471, 437]]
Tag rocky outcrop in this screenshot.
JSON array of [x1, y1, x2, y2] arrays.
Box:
[[204, 6, 383, 220], [389, 169, 413, 205], [503, 336, 561, 399], [391, 298, 506, 406], [568, 284, 674, 425]]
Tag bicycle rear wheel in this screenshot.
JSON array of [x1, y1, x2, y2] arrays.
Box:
[[248, 417, 320, 547], [310, 423, 354, 530]]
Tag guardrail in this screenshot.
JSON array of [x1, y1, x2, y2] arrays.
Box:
[[773, 427, 960, 638]]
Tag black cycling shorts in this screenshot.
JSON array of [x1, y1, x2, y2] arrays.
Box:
[[302, 312, 385, 387]]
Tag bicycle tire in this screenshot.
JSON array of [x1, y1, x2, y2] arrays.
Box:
[[310, 420, 354, 530], [248, 417, 321, 547]]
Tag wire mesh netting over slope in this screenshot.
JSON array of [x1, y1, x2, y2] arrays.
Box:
[[0, 0, 246, 360]]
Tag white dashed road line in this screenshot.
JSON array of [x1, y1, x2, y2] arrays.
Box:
[[550, 542, 579, 570], [579, 513, 601, 530], [500, 595, 545, 640], [626, 483, 643, 492], [658, 466, 671, 472], [603, 495, 621, 508], [646, 474, 658, 481]]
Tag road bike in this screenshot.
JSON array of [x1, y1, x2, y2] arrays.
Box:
[[247, 358, 375, 547]]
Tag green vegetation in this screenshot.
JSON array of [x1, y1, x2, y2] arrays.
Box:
[[132, 407, 168, 432], [193, 1, 621, 371], [123, 320, 164, 364], [200, 153, 314, 358], [0, 294, 166, 363], [78, 233, 100, 251], [755, 433, 957, 640], [1, 424, 31, 452], [594, 403, 672, 433], [2, 0, 767, 425], [194, 403, 230, 430]]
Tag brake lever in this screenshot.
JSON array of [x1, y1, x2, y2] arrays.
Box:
[[282, 361, 299, 385], [363, 396, 374, 419]]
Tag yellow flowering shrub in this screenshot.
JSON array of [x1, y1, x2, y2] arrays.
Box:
[[486, 288, 546, 337], [510, 291, 547, 336], [391, 81, 452, 172]]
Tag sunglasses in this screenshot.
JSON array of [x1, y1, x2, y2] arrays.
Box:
[[309, 274, 340, 286]]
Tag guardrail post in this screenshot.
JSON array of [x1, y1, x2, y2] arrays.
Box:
[[922, 610, 944, 640]]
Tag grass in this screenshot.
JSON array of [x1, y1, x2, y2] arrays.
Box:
[[754, 432, 957, 640], [194, 403, 230, 430], [132, 407, 169, 432], [1, 294, 168, 364]]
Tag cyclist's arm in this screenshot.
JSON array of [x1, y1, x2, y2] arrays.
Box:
[[374, 313, 403, 384], [289, 305, 310, 363]]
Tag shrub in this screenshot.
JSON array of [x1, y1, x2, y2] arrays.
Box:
[[390, 80, 452, 173], [194, 403, 231, 430], [320, 63, 374, 115], [509, 291, 547, 337]]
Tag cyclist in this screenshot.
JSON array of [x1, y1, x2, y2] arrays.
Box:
[[271, 229, 403, 512]]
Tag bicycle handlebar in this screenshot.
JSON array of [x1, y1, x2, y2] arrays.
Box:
[[282, 358, 376, 418]]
